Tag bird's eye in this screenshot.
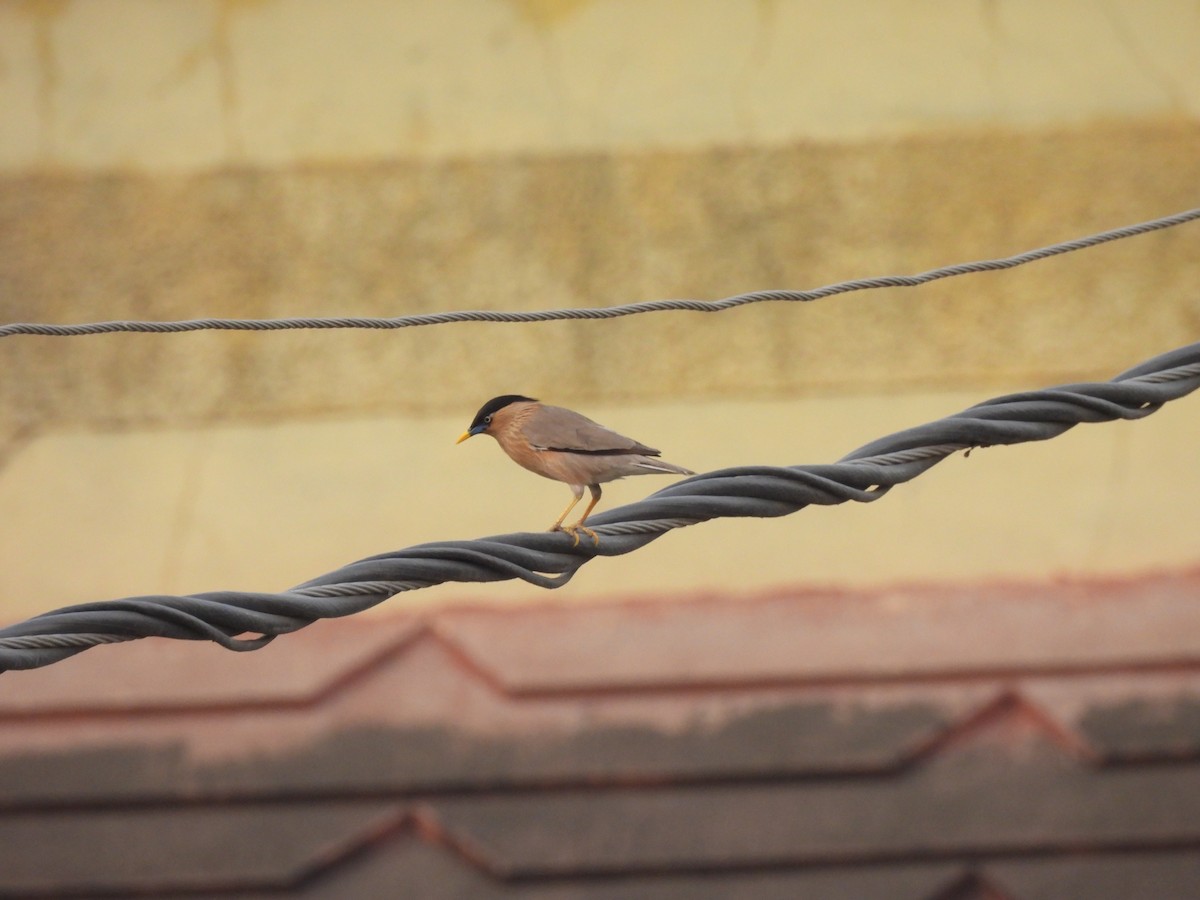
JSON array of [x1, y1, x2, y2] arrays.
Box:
[[483, 415, 492, 425]]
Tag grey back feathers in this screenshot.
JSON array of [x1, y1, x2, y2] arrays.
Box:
[[520, 404, 660, 456]]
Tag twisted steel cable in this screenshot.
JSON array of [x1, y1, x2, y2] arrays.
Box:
[[1, 208, 1197, 338], [2, 340, 1198, 673]]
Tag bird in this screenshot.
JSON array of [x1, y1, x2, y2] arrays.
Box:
[[456, 395, 694, 545]]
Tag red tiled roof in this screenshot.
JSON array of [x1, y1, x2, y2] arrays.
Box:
[[2, 570, 1199, 898]]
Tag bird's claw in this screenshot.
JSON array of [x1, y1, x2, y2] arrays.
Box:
[[569, 525, 600, 547], [552, 523, 600, 547]]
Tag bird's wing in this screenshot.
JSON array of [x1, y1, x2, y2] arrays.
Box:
[[522, 405, 660, 456]]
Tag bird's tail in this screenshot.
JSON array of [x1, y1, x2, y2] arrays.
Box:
[[634, 458, 694, 476]]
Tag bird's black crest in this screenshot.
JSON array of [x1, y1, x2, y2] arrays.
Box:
[[469, 394, 537, 428]]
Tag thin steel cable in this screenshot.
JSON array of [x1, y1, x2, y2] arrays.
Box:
[[1, 208, 1197, 338], [2, 341, 1197, 673]]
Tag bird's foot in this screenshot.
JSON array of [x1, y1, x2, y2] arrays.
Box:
[[553, 522, 599, 547]]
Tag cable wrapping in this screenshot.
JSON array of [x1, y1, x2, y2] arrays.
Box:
[[2, 342, 1197, 673]]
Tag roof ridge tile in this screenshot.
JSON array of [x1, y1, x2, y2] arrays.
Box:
[[906, 690, 1096, 768]]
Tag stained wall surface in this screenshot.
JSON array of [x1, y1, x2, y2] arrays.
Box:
[[1, 1, 1198, 619]]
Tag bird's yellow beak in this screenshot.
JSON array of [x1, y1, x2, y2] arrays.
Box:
[[455, 431, 473, 444]]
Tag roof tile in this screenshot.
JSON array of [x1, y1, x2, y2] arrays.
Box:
[[0, 615, 421, 715], [0, 802, 402, 895], [2, 571, 1199, 898], [435, 571, 1200, 693], [430, 741, 1200, 876]]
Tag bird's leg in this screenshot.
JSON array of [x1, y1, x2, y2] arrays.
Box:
[[549, 485, 584, 534], [563, 484, 602, 547]]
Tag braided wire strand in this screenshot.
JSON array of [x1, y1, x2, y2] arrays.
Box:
[[2, 341, 1197, 673], [1, 208, 1197, 338]]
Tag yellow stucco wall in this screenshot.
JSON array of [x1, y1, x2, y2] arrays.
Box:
[[3, 0, 1199, 169], [1, 0, 1198, 621]]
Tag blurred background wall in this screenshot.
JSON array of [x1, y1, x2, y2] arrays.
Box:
[[1, 0, 1198, 618]]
